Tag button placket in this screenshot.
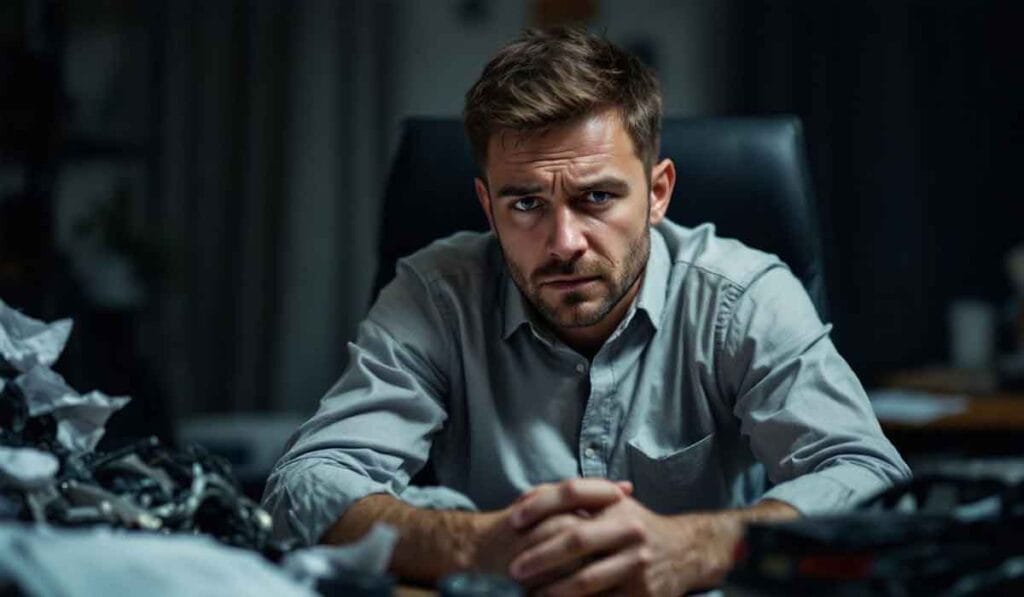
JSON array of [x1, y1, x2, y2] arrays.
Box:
[[579, 359, 612, 477]]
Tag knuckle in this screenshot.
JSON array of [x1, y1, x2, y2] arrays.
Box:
[[554, 514, 576, 531], [636, 547, 655, 567], [562, 479, 581, 500], [627, 521, 647, 542], [565, 529, 587, 552], [570, 571, 595, 593]]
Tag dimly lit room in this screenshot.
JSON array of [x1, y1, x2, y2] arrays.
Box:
[[1, 0, 1022, 594]]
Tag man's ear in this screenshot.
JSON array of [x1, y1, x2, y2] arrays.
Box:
[[648, 158, 676, 225], [474, 176, 495, 231]]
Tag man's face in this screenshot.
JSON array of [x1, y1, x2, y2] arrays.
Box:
[[475, 108, 672, 332]]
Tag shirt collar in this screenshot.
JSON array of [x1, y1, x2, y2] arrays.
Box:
[[502, 268, 534, 341], [634, 225, 670, 331], [500, 226, 672, 341]]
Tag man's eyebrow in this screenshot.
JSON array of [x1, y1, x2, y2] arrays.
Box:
[[575, 177, 631, 195], [495, 184, 545, 199]]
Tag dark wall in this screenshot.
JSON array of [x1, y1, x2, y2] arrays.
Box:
[[3, 0, 1021, 434], [736, 0, 1023, 380]]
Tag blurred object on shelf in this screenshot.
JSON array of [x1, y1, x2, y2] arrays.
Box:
[[948, 298, 996, 371]]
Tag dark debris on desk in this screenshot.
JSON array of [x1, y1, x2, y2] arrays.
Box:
[[0, 299, 296, 560]]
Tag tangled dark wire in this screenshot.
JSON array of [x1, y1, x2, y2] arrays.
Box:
[[0, 301, 295, 560]]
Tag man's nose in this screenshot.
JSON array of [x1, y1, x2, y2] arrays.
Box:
[[547, 206, 587, 261]]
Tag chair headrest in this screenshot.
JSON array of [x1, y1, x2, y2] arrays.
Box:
[[376, 116, 827, 317]]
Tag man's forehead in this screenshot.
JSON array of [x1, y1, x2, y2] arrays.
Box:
[[489, 111, 628, 158], [484, 110, 640, 179]]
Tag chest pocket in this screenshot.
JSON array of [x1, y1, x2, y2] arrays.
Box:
[[626, 432, 724, 514]]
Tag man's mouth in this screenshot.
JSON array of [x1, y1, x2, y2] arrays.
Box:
[[539, 276, 601, 290]]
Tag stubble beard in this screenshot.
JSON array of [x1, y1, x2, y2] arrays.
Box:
[[502, 228, 651, 330]]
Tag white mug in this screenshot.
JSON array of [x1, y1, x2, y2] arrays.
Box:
[[947, 299, 996, 370]]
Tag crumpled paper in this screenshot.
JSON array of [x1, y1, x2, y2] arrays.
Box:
[[0, 524, 318, 597], [12, 365, 129, 453], [0, 299, 72, 375], [0, 446, 59, 489], [0, 301, 404, 588], [281, 522, 397, 588]]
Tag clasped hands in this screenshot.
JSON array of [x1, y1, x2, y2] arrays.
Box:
[[471, 478, 740, 596]]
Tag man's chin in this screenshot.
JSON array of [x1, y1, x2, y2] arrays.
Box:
[[540, 301, 609, 329]]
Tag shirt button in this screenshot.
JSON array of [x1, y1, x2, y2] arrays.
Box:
[[575, 363, 587, 374], [584, 447, 596, 459]]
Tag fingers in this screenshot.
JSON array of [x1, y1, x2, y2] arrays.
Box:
[[514, 483, 548, 504], [518, 558, 586, 591], [510, 516, 645, 584], [511, 515, 590, 590], [513, 480, 631, 509], [538, 546, 649, 597], [518, 513, 580, 552], [511, 479, 630, 530]]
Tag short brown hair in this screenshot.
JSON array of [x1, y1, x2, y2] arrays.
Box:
[[463, 27, 662, 173]]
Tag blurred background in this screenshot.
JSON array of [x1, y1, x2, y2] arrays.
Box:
[[1, 0, 1022, 491]]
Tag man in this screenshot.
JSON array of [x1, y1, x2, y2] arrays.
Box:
[[263, 28, 910, 595]]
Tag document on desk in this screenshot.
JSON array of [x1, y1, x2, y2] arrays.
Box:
[[868, 389, 969, 425]]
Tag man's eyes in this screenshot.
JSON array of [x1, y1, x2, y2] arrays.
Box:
[[511, 197, 541, 212], [510, 192, 615, 212]]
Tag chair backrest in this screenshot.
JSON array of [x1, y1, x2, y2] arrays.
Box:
[[375, 116, 827, 317]]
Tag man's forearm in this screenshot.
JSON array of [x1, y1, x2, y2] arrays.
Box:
[[322, 492, 798, 587], [667, 498, 800, 589], [726, 498, 801, 524], [321, 493, 499, 583]]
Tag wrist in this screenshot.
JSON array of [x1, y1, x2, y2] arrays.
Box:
[[689, 500, 799, 555], [678, 501, 799, 587], [662, 511, 747, 590], [464, 508, 512, 573]]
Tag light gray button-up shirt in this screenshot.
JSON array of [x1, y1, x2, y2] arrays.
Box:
[[263, 220, 911, 546]]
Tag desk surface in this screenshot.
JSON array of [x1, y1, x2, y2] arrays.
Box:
[[880, 393, 1024, 431], [878, 367, 1024, 431], [876, 369, 1024, 456]]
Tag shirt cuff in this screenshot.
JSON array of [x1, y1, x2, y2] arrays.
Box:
[[262, 458, 398, 546], [760, 464, 895, 515]]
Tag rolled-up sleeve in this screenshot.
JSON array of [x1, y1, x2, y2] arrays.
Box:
[[262, 261, 458, 545], [717, 266, 912, 514]]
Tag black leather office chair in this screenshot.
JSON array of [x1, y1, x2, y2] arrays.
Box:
[[375, 116, 827, 317]]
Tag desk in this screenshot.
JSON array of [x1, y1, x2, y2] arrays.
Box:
[[875, 368, 1024, 456], [880, 393, 1024, 432]]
